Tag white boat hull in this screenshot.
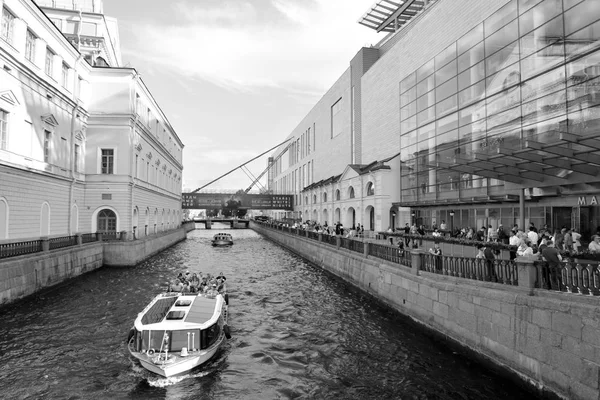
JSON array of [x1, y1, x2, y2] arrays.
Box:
[[132, 333, 226, 377]]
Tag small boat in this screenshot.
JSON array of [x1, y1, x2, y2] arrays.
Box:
[[212, 232, 233, 246], [127, 289, 230, 377]]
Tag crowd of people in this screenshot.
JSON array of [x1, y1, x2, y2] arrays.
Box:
[[167, 271, 227, 297]]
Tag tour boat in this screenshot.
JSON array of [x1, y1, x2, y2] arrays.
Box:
[[212, 232, 233, 246], [127, 290, 230, 378]]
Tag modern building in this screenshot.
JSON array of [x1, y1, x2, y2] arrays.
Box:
[[0, 0, 184, 241], [270, 0, 600, 240]]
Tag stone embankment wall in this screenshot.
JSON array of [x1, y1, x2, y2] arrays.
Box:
[[103, 227, 189, 266], [0, 224, 195, 306], [0, 242, 104, 306], [253, 223, 600, 400]]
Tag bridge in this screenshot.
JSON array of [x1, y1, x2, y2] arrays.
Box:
[[182, 139, 295, 212], [192, 217, 250, 229]]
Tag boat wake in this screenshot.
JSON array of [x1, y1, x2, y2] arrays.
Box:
[[146, 370, 212, 388]]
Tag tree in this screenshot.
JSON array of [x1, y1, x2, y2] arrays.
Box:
[[206, 208, 220, 217]]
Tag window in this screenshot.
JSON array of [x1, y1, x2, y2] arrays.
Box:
[[74, 144, 80, 172], [331, 98, 342, 138], [1, 7, 15, 44], [101, 149, 114, 174], [61, 63, 69, 88], [0, 109, 7, 150], [97, 209, 117, 232], [25, 30, 36, 62], [43, 130, 51, 163], [335, 189, 340, 201], [45, 48, 54, 76], [349, 187, 355, 199], [367, 182, 375, 196]]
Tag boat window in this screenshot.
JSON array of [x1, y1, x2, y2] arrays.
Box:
[[141, 297, 178, 325], [170, 329, 200, 351], [175, 300, 192, 307], [204, 322, 221, 349], [166, 311, 186, 320], [141, 330, 166, 352]]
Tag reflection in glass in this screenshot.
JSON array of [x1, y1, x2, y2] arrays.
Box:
[[457, 23, 483, 55], [484, 0, 517, 37], [520, 15, 564, 59], [458, 42, 485, 73], [519, 0, 562, 36]]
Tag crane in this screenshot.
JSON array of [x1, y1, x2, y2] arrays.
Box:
[[244, 139, 294, 194], [191, 138, 293, 193]]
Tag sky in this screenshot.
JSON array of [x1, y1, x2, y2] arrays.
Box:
[[103, 0, 384, 192]]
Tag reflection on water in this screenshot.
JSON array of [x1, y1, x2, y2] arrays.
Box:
[[0, 224, 537, 399]]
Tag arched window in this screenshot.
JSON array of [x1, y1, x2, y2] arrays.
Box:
[[335, 189, 340, 201], [349, 187, 355, 199], [305, 196, 308, 205], [313, 194, 317, 204], [323, 192, 328, 202], [133, 207, 139, 237], [41, 202, 50, 236], [366, 182, 375, 196], [154, 209, 158, 233], [97, 209, 117, 232]]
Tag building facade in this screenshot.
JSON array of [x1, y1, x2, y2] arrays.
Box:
[[271, 0, 600, 240], [0, 0, 184, 241]]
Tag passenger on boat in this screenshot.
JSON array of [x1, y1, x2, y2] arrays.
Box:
[[206, 284, 219, 298], [169, 279, 184, 292], [189, 273, 200, 292], [216, 272, 227, 282], [216, 278, 226, 293]]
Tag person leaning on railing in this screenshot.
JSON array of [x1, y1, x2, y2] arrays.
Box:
[[589, 235, 600, 253]]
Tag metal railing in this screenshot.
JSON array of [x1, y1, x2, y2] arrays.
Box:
[[307, 231, 319, 241], [255, 222, 600, 295], [49, 235, 78, 250], [326, 234, 338, 246], [536, 260, 600, 296], [340, 237, 364, 254], [81, 233, 98, 244], [0, 240, 43, 259], [422, 254, 518, 285], [369, 243, 400, 264]]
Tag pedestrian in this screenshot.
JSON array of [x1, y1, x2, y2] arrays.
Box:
[[541, 241, 562, 290], [429, 242, 442, 272]]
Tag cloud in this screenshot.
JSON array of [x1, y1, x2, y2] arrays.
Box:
[[121, 0, 382, 96]]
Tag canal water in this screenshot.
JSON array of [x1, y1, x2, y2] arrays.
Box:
[[0, 226, 538, 399]]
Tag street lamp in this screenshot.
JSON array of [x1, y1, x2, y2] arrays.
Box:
[[449, 210, 455, 236], [411, 211, 415, 225]]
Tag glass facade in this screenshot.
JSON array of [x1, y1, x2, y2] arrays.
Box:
[[400, 0, 600, 203]]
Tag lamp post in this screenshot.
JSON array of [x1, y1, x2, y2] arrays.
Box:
[[449, 210, 455, 237], [411, 211, 415, 225]]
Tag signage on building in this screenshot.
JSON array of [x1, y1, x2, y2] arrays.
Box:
[[578, 196, 599, 206], [182, 193, 294, 210]]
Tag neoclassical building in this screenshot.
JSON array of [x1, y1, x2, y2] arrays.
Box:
[[0, 0, 184, 241], [270, 0, 600, 240]]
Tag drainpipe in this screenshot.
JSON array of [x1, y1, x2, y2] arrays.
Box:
[[520, 188, 525, 232], [130, 73, 141, 238], [68, 55, 83, 236]]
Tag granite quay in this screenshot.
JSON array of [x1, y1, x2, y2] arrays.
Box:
[[0, 221, 195, 306], [253, 221, 600, 400]]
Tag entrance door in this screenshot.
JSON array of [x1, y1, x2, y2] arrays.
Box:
[[98, 209, 117, 232]]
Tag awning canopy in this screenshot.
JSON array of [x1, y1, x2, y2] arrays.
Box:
[[358, 0, 434, 33], [434, 133, 600, 186]]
